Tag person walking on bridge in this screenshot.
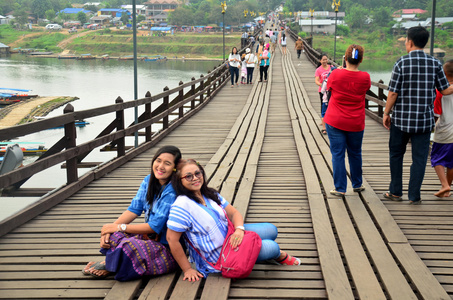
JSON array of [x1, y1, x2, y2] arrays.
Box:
[[383, 26, 453, 205], [295, 36, 304, 59], [228, 47, 241, 87], [82, 146, 181, 281], [324, 45, 371, 196]]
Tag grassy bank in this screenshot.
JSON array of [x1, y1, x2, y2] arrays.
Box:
[[66, 32, 241, 58], [0, 25, 36, 45], [311, 30, 453, 64]]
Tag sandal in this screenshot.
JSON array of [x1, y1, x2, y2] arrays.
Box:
[[383, 192, 402, 201], [83, 261, 111, 278], [276, 252, 301, 266], [321, 129, 327, 135], [82, 261, 103, 275], [330, 189, 345, 196]]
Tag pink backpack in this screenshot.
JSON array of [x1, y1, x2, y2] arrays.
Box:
[[186, 211, 262, 279]]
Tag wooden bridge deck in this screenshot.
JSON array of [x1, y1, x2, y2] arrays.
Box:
[[1, 32, 453, 299]]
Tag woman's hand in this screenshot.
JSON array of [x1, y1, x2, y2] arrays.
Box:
[[229, 229, 245, 248], [100, 233, 111, 248], [101, 223, 119, 236], [183, 268, 204, 281]]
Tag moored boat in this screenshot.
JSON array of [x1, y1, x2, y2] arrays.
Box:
[[77, 54, 96, 60], [58, 55, 78, 59], [0, 144, 47, 157], [143, 55, 167, 62]]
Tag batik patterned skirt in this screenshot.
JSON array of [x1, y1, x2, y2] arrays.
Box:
[[100, 232, 177, 281]]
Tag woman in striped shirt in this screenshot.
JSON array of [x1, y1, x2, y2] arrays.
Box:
[[167, 159, 301, 281]]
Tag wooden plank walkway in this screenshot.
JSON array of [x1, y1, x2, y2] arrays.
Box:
[[0, 27, 452, 299]]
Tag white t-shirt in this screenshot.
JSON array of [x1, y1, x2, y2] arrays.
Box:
[[281, 37, 287, 46], [228, 53, 241, 68], [434, 92, 453, 144], [245, 53, 257, 68]]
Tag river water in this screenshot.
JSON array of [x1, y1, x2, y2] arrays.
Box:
[[0, 55, 220, 220]]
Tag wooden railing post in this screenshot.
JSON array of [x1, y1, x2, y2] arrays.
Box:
[[378, 80, 384, 117], [145, 91, 152, 142], [200, 74, 204, 103], [63, 104, 77, 184], [191, 77, 196, 109], [115, 97, 125, 157], [207, 71, 211, 100], [178, 81, 184, 118], [163, 86, 169, 129]]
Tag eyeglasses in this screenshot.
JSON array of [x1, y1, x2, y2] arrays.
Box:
[[181, 170, 203, 182]]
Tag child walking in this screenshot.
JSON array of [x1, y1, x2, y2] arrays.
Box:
[[431, 60, 453, 198], [241, 54, 247, 84]]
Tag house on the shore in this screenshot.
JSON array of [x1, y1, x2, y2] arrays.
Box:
[[298, 19, 345, 35], [0, 42, 10, 55], [121, 5, 147, 16], [59, 8, 92, 15], [143, 0, 178, 22], [98, 8, 130, 18]]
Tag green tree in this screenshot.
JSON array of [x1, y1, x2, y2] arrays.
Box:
[[120, 12, 129, 24], [13, 7, 29, 28], [372, 6, 392, 27], [168, 6, 193, 26], [45, 9, 55, 21], [32, 0, 51, 20], [345, 5, 368, 29], [137, 14, 145, 22], [77, 11, 87, 24], [84, 4, 98, 12]]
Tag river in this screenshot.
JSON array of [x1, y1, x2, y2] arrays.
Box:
[[0, 55, 220, 220]]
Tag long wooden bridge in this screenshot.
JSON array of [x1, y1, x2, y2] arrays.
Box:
[[1, 28, 452, 300]]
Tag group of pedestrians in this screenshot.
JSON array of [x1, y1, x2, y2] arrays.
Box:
[[318, 26, 453, 205]]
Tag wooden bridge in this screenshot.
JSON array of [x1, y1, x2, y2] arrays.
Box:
[[1, 29, 452, 300]]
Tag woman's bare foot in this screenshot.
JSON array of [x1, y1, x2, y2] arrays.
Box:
[[84, 261, 111, 278], [434, 187, 451, 198], [82, 261, 96, 275]]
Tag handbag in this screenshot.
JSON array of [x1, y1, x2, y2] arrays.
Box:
[[185, 211, 262, 279]]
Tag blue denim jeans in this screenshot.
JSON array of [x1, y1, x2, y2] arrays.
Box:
[[229, 65, 239, 85], [244, 223, 280, 261], [325, 124, 364, 193], [389, 123, 431, 201]]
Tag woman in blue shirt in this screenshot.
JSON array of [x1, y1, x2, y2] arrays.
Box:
[[167, 159, 300, 282], [82, 145, 182, 281]]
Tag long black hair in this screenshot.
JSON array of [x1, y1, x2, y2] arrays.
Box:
[[172, 159, 221, 205], [231, 47, 238, 55], [146, 145, 182, 206], [282, 33, 286, 41]]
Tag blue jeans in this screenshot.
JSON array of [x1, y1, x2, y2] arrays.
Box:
[[244, 223, 280, 262], [326, 124, 364, 193], [389, 123, 431, 201], [229, 65, 239, 85]]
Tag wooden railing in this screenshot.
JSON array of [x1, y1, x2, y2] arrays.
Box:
[[287, 29, 389, 123]]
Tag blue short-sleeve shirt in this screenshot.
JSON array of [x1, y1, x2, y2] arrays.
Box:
[[127, 175, 177, 244]]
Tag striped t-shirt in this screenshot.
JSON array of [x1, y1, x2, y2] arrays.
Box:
[[167, 194, 229, 277]]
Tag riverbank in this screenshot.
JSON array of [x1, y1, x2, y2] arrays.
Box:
[[2, 25, 242, 59], [0, 96, 78, 129]]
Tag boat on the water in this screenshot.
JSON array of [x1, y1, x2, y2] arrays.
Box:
[[101, 54, 110, 60], [77, 54, 96, 60], [0, 143, 47, 157], [0, 88, 38, 104], [118, 55, 134, 60], [58, 55, 78, 59], [50, 120, 90, 129], [143, 55, 167, 62], [28, 52, 53, 56]]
